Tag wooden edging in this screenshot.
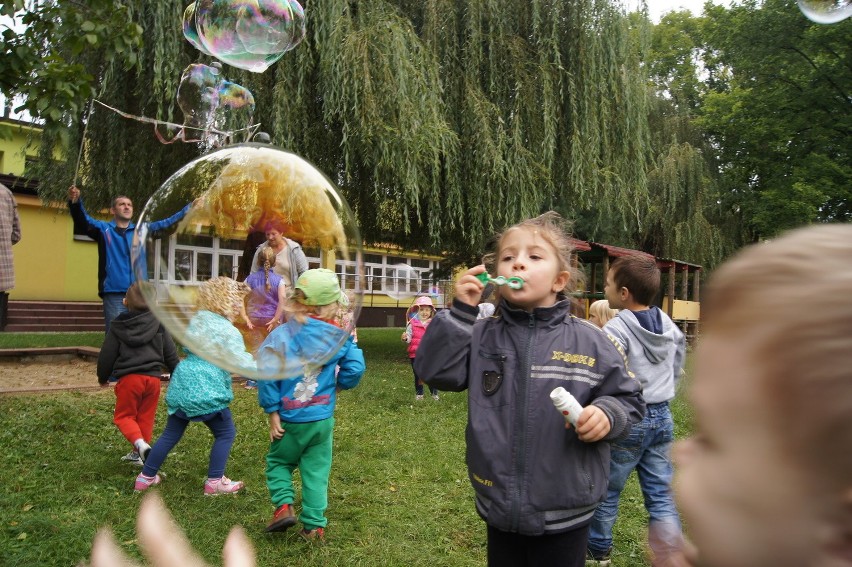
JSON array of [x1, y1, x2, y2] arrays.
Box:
[[0, 346, 101, 360]]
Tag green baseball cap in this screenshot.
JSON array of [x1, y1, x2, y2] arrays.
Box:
[[295, 268, 345, 306]]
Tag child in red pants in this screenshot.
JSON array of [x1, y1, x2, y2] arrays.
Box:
[[97, 282, 180, 465]]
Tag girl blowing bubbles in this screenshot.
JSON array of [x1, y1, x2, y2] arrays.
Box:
[[135, 277, 255, 495], [414, 212, 644, 567]]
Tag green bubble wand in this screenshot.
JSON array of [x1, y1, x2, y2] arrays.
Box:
[[476, 272, 524, 290]]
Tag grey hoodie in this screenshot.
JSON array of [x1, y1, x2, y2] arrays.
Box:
[[96, 310, 180, 384], [603, 307, 685, 404]]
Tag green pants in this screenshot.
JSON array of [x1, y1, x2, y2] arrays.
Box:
[[265, 417, 335, 530]]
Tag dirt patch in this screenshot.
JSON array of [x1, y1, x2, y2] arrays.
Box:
[[0, 353, 100, 391]]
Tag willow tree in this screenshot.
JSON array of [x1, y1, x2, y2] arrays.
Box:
[[32, 0, 664, 264]]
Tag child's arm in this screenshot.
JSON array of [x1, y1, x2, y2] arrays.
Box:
[[266, 283, 287, 331], [257, 378, 283, 413], [336, 339, 366, 391], [587, 355, 645, 442], [161, 327, 181, 373], [239, 300, 254, 330], [414, 267, 486, 392], [268, 411, 285, 442], [96, 331, 120, 385], [224, 323, 256, 371], [401, 322, 412, 342], [673, 327, 687, 384]]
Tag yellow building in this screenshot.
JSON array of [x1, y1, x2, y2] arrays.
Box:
[[1, 117, 448, 317], [1, 116, 101, 302]]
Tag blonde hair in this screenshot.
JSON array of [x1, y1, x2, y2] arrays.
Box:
[[588, 299, 617, 327], [483, 211, 585, 302], [195, 276, 250, 322], [702, 224, 852, 495], [284, 289, 341, 324], [258, 246, 277, 292]]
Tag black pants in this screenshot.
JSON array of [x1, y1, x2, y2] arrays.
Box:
[[410, 359, 438, 396], [0, 292, 8, 331], [487, 523, 590, 567]]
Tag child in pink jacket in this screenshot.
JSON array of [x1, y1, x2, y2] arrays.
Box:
[[401, 296, 439, 401]]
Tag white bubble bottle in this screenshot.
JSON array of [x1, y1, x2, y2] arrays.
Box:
[[550, 387, 584, 426]]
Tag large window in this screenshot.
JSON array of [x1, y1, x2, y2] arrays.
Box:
[[147, 237, 440, 299]]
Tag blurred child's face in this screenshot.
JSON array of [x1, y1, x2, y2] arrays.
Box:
[[418, 306, 433, 319], [497, 227, 569, 311], [588, 313, 603, 328], [674, 334, 817, 567]]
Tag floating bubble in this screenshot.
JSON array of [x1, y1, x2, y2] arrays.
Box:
[[169, 63, 256, 148], [383, 263, 423, 302], [133, 144, 362, 379], [797, 0, 851, 23], [176, 62, 223, 130], [186, 0, 307, 73]]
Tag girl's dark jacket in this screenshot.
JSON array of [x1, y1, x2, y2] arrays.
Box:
[[97, 310, 180, 385], [415, 298, 645, 536]]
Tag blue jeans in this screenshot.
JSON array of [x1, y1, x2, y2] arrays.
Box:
[[103, 293, 128, 335], [142, 408, 237, 479], [588, 402, 682, 555]]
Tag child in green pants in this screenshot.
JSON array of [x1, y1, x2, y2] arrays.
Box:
[[256, 269, 365, 541]]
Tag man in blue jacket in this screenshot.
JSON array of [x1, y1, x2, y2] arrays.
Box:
[[68, 186, 191, 333]]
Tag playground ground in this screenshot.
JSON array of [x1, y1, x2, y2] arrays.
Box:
[[0, 328, 690, 566]]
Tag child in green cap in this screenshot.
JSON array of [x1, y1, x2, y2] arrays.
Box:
[[256, 269, 365, 542]]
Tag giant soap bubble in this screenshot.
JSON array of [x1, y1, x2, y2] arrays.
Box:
[[797, 0, 851, 23], [133, 144, 362, 379], [184, 0, 306, 73], [383, 263, 422, 302]]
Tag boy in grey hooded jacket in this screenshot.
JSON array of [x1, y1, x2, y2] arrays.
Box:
[[587, 254, 686, 566]]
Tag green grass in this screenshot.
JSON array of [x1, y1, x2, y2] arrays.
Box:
[[0, 329, 693, 566], [0, 332, 105, 349]]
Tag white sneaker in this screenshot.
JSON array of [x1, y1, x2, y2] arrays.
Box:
[[432, 393, 440, 401], [121, 451, 143, 466], [415, 394, 424, 401]]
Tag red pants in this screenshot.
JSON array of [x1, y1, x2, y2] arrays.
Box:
[[113, 374, 161, 447]]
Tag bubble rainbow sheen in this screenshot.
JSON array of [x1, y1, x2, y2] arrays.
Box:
[[174, 63, 255, 145], [184, 0, 306, 73]]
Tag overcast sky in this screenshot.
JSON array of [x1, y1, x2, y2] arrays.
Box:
[[637, 0, 734, 21]]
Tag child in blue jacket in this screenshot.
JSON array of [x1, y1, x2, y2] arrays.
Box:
[[257, 269, 365, 542]]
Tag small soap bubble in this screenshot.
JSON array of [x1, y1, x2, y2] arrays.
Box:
[[176, 63, 223, 130], [797, 0, 851, 23], [384, 263, 422, 302], [133, 144, 362, 379], [174, 63, 255, 147]]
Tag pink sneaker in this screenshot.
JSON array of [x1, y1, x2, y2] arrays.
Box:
[[204, 476, 245, 495], [134, 473, 162, 492]]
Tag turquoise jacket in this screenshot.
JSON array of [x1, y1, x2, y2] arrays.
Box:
[[166, 310, 255, 417]]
